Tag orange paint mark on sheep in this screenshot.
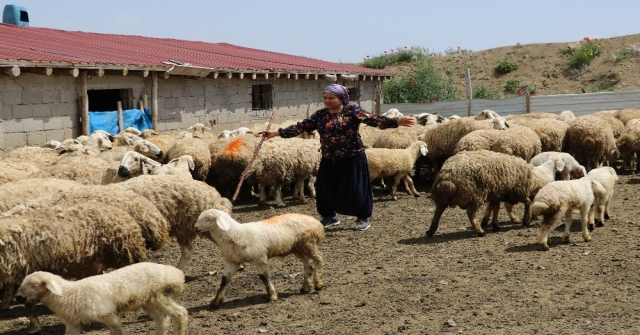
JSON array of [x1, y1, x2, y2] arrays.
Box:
[[222, 138, 245, 158], [263, 213, 306, 224]]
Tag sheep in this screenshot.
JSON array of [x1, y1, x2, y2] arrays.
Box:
[[116, 151, 163, 179], [218, 126, 253, 139], [194, 209, 325, 308], [586, 167, 618, 230], [475, 109, 499, 120], [365, 140, 429, 200], [613, 108, 640, 125], [382, 108, 403, 118], [415, 112, 444, 125], [29, 154, 127, 185], [558, 110, 576, 122], [112, 174, 233, 270], [530, 151, 587, 180], [0, 203, 147, 333], [245, 138, 321, 207], [207, 135, 262, 200], [358, 124, 386, 148], [75, 131, 114, 152], [615, 121, 640, 173], [565, 115, 618, 171], [0, 178, 83, 212], [532, 177, 607, 250], [592, 113, 626, 139], [427, 150, 534, 237], [97, 138, 165, 163], [489, 125, 542, 162], [150, 155, 196, 180], [371, 125, 425, 149], [165, 137, 212, 181], [422, 118, 491, 171], [0, 146, 82, 171], [454, 128, 503, 153], [16, 262, 188, 335], [505, 111, 562, 121], [123, 126, 142, 135], [508, 117, 569, 152]]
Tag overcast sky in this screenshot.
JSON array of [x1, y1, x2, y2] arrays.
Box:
[[10, 0, 640, 63]]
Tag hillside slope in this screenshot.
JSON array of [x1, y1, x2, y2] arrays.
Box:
[[387, 33, 640, 99]]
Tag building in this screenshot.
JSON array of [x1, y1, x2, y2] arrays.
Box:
[[0, 10, 392, 154]]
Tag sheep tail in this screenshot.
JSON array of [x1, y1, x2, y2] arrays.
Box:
[[433, 180, 456, 203], [531, 201, 550, 218]]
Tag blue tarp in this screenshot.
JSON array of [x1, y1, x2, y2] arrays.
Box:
[[89, 107, 153, 134]]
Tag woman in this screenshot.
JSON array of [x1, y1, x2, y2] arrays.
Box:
[[262, 84, 416, 231]]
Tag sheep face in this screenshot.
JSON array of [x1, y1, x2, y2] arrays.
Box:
[[16, 272, 63, 302], [195, 209, 234, 233], [118, 151, 161, 178], [490, 117, 509, 130]]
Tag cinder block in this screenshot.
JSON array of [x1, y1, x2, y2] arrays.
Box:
[[4, 132, 26, 149], [32, 104, 52, 118], [164, 97, 177, 109], [2, 104, 11, 120], [11, 104, 32, 119], [26, 131, 47, 145], [170, 85, 182, 98], [176, 97, 188, 108], [59, 90, 78, 103], [0, 90, 22, 105], [43, 117, 63, 130], [22, 90, 42, 104], [3, 119, 24, 133], [41, 90, 61, 104], [45, 129, 65, 141], [23, 118, 44, 132], [51, 102, 75, 117]]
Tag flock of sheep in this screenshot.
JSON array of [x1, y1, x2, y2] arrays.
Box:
[[0, 106, 639, 334]]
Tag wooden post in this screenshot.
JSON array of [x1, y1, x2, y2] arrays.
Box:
[[143, 94, 148, 112], [81, 71, 89, 135], [152, 72, 158, 131], [464, 68, 473, 117], [525, 91, 531, 114], [117, 101, 124, 132], [375, 91, 381, 115], [1, 66, 21, 77]]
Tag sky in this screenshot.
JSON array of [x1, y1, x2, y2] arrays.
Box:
[[9, 0, 640, 64]]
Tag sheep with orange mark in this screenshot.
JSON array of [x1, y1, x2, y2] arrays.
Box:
[[207, 135, 261, 199], [194, 209, 325, 308]]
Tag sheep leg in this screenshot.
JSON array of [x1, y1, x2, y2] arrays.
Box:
[[580, 206, 593, 243], [258, 183, 269, 205], [24, 301, 43, 334], [403, 175, 420, 197], [504, 203, 523, 224], [151, 297, 189, 335], [210, 262, 241, 308], [176, 241, 194, 270], [426, 206, 446, 237], [307, 176, 316, 198], [588, 203, 597, 231], [467, 206, 485, 236], [64, 325, 83, 335], [311, 249, 325, 291], [562, 209, 574, 243], [294, 253, 315, 294], [294, 179, 307, 204], [102, 314, 124, 335], [538, 216, 557, 251], [274, 183, 287, 207], [390, 175, 404, 200], [142, 306, 168, 335], [255, 261, 278, 302]]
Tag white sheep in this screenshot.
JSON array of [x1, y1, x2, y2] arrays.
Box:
[[508, 117, 569, 152], [475, 109, 500, 120], [116, 151, 163, 179], [218, 126, 253, 139], [532, 177, 607, 250], [530, 151, 587, 180], [565, 115, 618, 171], [365, 140, 428, 200], [150, 155, 196, 180], [194, 209, 325, 308], [382, 108, 403, 118], [586, 166, 618, 230], [16, 262, 188, 335], [489, 125, 542, 162]]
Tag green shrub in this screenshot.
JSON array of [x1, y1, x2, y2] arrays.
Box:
[[383, 57, 457, 103], [362, 46, 431, 69], [444, 46, 472, 55], [564, 37, 602, 69], [496, 58, 519, 74], [474, 85, 502, 99], [505, 79, 520, 92]]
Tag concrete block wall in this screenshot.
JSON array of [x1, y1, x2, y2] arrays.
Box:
[[0, 72, 381, 154]]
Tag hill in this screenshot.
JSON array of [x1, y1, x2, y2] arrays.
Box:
[[386, 33, 640, 99]]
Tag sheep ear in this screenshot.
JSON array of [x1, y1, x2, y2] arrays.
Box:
[[215, 212, 233, 231], [420, 144, 428, 156], [188, 159, 195, 171], [504, 120, 510, 128], [45, 279, 63, 296], [555, 158, 565, 172]]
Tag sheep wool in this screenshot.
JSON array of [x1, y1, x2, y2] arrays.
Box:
[[427, 150, 533, 237], [16, 262, 188, 335], [195, 209, 325, 308]]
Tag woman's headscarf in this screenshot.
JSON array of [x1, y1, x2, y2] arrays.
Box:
[[323, 84, 350, 105]]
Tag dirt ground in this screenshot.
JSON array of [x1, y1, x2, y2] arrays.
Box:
[[1, 170, 639, 335]]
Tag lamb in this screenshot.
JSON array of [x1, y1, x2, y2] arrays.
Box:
[[150, 155, 196, 180], [218, 126, 253, 139], [0, 202, 147, 333], [382, 108, 403, 118], [427, 150, 534, 237], [365, 140, 428, 200], [245, 138, 321, 207], [586, 167, 618, 230], [113, 174, 233, 270], [530, 151, 587, 180], [489, 125, 542, 162], [565, 115, 618, 171], [474, 109, 500, 120], [531, 177, 607, 250], [165, 137, 212, 181], [16, 262, 188, 335], [194, 209, 325, 308]]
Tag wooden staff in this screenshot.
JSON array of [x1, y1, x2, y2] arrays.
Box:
[[231, 108, 276, 203]]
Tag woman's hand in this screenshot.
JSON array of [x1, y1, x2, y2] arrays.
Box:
[[397, 116, 417, 127], [261, 129, 280, 139]]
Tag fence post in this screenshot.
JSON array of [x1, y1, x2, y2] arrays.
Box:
[[525, 91, 531, 113], [117, 101, 124, 132], [465, 68, 472, 116]]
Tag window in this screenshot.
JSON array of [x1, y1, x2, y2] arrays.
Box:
[[347, 87, 360, 103], [88, 89, 134, 111], [252, 84, 273, 110]]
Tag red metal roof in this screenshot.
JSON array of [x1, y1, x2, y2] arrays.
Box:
[[0, 23, 392, 76]]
